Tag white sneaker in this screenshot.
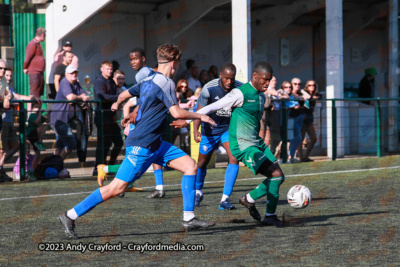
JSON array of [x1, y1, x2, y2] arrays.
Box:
[[289, 158, 300, 163]]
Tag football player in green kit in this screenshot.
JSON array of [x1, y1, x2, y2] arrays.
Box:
[[173, 62, 284, 227]]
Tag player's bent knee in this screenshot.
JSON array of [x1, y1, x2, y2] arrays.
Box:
[[228, 155, 239, 165], [271, 168, 283, 178], [188, 161, 198, 174]]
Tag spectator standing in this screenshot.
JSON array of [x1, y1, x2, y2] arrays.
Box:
[[175, 79, 192, 101], [1, 66, 41, 181], [180, 59, 195, 80], [54, 51, 74, 92], [298, 80, 322, 162], [287, 78, 310, 163], [260, 77, 290, 156], [93, 60, 123, 175], [208, 65, 218, 80], [0, 60, 11, 108], [187, 66, 201, 93], [113, 70, 127, 93], [358, 67, 376, 105], [50, 65, 89, 159], [54, 40, 78, 69], [23, 27, 46, 112], [199, 69, 209, 87]]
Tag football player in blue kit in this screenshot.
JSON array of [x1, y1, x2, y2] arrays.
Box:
[[97, 48, 166, 197], [192, 63, 243, 210], [57, 44, 216, 238]]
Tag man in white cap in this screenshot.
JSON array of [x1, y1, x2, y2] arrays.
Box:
[[50, 65, 89, 159]]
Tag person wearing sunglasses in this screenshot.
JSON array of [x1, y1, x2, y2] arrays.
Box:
[[287, 78, 310, 163], [298, 80, 321, 162]]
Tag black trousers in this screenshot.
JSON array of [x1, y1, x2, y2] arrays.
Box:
[[95, 120, 123, 167]]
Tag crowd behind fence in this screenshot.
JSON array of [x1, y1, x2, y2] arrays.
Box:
[[6, 97, 400, 181]]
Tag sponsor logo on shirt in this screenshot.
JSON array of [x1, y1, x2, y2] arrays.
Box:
[[216, 109, 231, 117], [247, 100, 256, 102]]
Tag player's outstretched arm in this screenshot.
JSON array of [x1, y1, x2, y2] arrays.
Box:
[[196, 88, 244, 116], [169, 105, 216, 126], [111, 90, 133, 111]]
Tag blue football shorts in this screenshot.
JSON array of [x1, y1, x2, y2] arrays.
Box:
[[116, 141, 187, 183], [199, 130, 229, 155]]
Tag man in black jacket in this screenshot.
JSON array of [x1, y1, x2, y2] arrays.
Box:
[[93, 60, 123, 176]]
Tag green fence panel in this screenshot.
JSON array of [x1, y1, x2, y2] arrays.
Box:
[[13, 13, 45, 96]]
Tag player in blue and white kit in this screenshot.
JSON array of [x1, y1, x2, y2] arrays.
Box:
[[130, 48, 165, 198], [193, 63, 243, 210], [58, 44, 216, 238]]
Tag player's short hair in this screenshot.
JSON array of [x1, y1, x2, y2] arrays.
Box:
[[220, 63, 236, 74], [63, 50, 73, 57], [101, 60, 113, 67], [113, 69, 125, 77], [157, 44, 182, 63], [131, 48, 145, 58], [35, 27, 46, 37], [4, 68, 12, 72], [253, 62, 273, 75]]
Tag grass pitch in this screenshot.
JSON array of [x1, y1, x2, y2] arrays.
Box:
[[0, 156, 399, 266]]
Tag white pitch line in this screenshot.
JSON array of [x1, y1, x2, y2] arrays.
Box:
[[0, 165, 399, 201]]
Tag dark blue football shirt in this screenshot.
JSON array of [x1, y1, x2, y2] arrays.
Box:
[[126, 73, 178, 151], [197, 78, 243, 136]]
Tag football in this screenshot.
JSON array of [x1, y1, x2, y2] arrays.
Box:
[[287, 185, 312, 209]]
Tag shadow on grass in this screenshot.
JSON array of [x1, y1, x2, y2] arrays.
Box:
[[284, 210, 389, 227], [74, 210, 388, 239]]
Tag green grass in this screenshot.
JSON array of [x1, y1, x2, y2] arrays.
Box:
[[0, 156, 399, 266]]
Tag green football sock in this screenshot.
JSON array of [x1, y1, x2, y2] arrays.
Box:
[[108, 164, 121, 174], [265, 177, 284, 214], [249, 177, 284, 214], [249, 179, 269, 200]]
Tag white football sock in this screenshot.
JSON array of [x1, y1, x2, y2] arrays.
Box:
[[183, 211, 195, 221], [221, 194, 229, 202], [155, 185, 164, 190], [67, 209, 78, 220], [103, 166, 108, 173], [246, 193, 255, 203]]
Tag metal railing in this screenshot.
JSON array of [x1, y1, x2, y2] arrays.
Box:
[[12, 99, 102, 181], [274, 97, 400, 161], [5, 97, 400, 181]]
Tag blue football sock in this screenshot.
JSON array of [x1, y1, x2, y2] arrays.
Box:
[[181, 175, 196, 211], [195, 167, 207, 191], [154, 169, 163, 186], [74, 188, 104, 217], [223, 163, 239, 197]]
